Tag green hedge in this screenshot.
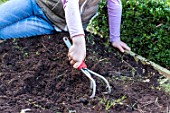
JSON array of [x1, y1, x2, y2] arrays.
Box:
[[89, 0, 170, 69], [0, 0, 6, 4]]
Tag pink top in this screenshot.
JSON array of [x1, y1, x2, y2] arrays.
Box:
[[63, 0, 122, 42]]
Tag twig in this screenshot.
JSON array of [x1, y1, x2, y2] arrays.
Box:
[[121, 58, 137, 72], [41, 42, 52, 54], [126, 104, 146, 113], [20, 108, 31, 113], [134, 107, 146, 113], [154, 97, 162, 108], [26, 100, 46, 110], [141, 101, 153, 108], [0, 95, 8, 98], [121, 57, 138, 77], [167, 106, 169, 113], [56, 73, 66, 79]]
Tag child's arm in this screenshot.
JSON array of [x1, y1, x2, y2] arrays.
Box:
[[107, 0, 131, 52], [63, 0, 86, 68]]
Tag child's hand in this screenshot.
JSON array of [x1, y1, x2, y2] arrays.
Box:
[[68, 36, 86, 68], [111, 41, 131, 52]]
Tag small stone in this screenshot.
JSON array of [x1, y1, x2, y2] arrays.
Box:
[[79, 97, 89, 105]]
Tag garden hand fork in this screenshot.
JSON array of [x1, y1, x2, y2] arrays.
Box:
[[63, 37, 111, 98]]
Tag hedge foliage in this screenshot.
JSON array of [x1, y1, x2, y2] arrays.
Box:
[[0, 0, 6, 4], [89, 0, 170, 69]]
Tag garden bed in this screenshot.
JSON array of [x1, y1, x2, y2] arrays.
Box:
[[0, 32, 169, 113]]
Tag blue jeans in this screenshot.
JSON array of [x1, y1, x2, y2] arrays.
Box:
[[0, 0, 56, 39]]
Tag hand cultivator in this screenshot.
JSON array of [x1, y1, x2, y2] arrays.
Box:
[[63, 37, 111, 98]]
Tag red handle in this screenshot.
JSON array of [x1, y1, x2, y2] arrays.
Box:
[[78, 61, 87, 70]]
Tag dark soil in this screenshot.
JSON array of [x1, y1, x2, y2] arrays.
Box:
[[0, 32, 169, 113]]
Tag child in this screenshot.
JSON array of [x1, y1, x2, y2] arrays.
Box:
[[0, 0, 131, 68]]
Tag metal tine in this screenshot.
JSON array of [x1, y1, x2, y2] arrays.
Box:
[[90, 79, 93, 89], [84, 70, 94, 89], [63, 37, 96, 97], [86, 69, 111, 94], [63, 37, 111, 97], [81, 69, 96, 98]]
